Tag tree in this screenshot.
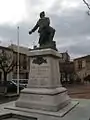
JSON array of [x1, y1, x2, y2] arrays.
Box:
[[0, 49, 17, 85], [83, 0, 90, 15]]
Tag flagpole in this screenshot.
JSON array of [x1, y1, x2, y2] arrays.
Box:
[[17, 26, 20, 95]]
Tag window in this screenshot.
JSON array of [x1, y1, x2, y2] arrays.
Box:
[[23, 55, 27, 69], [78, 60, 82, 69], [82, 60, 86, 68]]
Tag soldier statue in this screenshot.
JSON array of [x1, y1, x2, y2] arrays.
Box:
[[29, 11, 57, 50]]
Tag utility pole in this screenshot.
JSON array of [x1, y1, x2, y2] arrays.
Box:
[[17, 26, 20, 95]]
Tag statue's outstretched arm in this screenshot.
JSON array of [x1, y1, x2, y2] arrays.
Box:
[[29, 22, 39, 34]]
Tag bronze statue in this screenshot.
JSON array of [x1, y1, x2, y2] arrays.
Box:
[[29, 11, 57, 50]]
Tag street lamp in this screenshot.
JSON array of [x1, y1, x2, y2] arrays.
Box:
[[17, 26, 20, 95]]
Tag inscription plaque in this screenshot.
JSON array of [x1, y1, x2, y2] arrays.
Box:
[[29, 58, 50, 86]]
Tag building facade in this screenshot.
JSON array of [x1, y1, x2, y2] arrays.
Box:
[[0, 44, 30, 82], [9, 44, 30, 80], [74, 55, 90, 82], [60, 51, 70, 62], [59, 52, 75, 84]]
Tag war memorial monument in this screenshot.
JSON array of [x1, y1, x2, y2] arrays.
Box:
[[1, 11, 90, 120]]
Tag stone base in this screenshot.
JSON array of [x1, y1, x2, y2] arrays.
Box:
[[16, 87, 71, 112], [5, 100, 79, 120]]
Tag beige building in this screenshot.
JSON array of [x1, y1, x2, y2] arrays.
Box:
[[59, 52, 75, 83], [0, 44, 30, 82], [60, 51, 70, 62], [74, 55, 90, 82], [9, 44, 30, 80]]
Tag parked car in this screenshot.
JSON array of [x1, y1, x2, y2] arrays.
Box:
[[6, 80, 24, 93], [12, 79, 28, 88]]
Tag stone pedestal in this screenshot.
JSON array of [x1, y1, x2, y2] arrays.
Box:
[[16, 49, 71, 112]]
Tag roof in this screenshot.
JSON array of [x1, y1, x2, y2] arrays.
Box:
[[8, 44, 31, 55], [0, 46, 12, 51], [74, 55, 90, 61]]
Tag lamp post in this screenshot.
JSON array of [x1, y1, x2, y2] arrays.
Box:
[[17, 26, 20, 95]]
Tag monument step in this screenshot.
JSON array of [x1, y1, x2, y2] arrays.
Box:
[[21, 87, 67, 95], [16, 87, 71, 112]]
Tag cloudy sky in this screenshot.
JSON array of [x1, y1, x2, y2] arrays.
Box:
[[0, 0, 90, 59]]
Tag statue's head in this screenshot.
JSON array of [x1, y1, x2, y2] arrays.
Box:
[[40, 11, 45, 18]]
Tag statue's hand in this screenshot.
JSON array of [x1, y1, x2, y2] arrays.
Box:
[[29, 30, 32, 35]]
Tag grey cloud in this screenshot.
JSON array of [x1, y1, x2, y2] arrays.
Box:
[[58, 36, 90, 57], [0, 25, 17, 42], [0, 0, 90, 59], [27, 0, 42, 5], [45, 0, 90, 58], [50, 11, 90, 38], [0, 22, 35, 47]]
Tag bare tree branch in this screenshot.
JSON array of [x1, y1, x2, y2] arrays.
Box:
[[7, 60, 17, 73], [83, 0, 90, 10], [83, 0, 90, 15], [83, 0, 90, 8]]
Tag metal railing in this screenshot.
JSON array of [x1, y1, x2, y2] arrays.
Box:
[[12, 79, 28, 83]]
